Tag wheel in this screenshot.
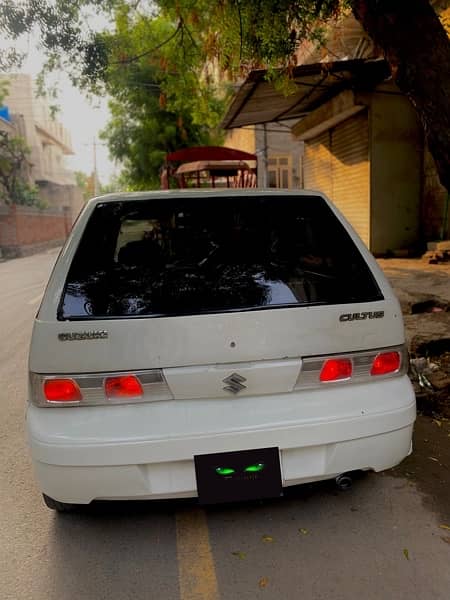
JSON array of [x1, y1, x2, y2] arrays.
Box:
[[42, 493, 78, 513]]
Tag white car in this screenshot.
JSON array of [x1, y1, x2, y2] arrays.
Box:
[[27, 190, 415, 511]]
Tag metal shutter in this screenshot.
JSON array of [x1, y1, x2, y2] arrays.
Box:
[[331, 113, 369, 247], [303, 130, 333, 199], [303, 112, 370, 247]]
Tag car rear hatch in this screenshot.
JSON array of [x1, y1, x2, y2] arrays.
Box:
[[30, 191, 405, 402]]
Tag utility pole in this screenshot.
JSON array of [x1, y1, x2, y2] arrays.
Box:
[[255, 124, 268, 188], [93, 136, 99, 196], [262, 124, 268, 188]]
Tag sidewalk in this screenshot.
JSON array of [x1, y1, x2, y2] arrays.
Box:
[[378, 258, 450, 351], [379, 260, 450, 516], [378, 258, 450, 417]]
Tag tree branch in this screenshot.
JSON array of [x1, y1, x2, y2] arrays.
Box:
[[111, 20, 184, 65]]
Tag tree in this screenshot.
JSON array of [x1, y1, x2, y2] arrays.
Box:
[[99, 174, 122, 194], [0, 3, 227, 188], [101, 91, 219, 190], [155, 0, 450, 192], [96, 10, 225, 189], [0, 131, 39, 205], [74, 170, 92, 202], [1, 1, 449, 191], [350, 0, 450, 191], [0, 0, 112, 84]]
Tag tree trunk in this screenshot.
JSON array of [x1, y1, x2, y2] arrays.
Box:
[[351, 0, 450, 192]]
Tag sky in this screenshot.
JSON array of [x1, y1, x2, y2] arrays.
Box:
[[2, 30, 117, 185], [55, 82, 116, 185]]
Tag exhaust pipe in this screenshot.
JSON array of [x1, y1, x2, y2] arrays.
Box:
[[335, 473, 353, 491]]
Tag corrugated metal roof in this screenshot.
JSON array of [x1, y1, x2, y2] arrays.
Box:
[[221, 59, 389, 129]]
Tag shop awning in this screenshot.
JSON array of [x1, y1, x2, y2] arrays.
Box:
[[221, 59, 390, 129]]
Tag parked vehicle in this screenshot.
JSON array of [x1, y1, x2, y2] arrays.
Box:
[[160, 146, 257, 189], [27, 189, 415, 511]]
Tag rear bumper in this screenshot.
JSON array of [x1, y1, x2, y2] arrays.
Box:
[[27, 377, 416, 504]]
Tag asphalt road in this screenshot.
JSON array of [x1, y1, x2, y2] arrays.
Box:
[[1, 250, 449, 600]]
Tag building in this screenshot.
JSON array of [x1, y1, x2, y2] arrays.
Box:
[[0, 74, 83, 217], [221, 12, 449, 255], [0, 74, 84, 257], [223, 13, 378, 194], [224, 121, 303, 190]]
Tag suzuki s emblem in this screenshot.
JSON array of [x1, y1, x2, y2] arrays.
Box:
[[223, 373, 247, 395]]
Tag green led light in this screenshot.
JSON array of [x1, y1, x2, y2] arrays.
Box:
[[215, 467, 235, 476], [244, 463, 265, 473]]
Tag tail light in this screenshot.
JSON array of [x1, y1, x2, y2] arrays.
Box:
[[43, 379, 82, 403], [370, 351, 401, 376], [105, 375, 143, 398], [29, 370, 173, 407], [295, 345, 407, 390], [320, 358, 352, 382]]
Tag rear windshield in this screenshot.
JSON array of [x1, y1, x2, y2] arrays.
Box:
[[58, 194, 383, 320]]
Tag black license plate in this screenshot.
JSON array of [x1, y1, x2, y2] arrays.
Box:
[[194, 447, 282, 505]]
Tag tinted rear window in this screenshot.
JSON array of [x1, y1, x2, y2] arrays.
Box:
[[58, 194, 383, 320]]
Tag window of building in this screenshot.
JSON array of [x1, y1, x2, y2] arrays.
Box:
[[267, 156, 291, 188]]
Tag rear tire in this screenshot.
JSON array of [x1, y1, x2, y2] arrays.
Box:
[[42, 493, 78, 513]]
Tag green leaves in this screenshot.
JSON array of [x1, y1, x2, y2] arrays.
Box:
[[0, 0, 347, 190], [0, 131, 41, 206], [1, 1, 345, 93], [98, 6, 226, 189]]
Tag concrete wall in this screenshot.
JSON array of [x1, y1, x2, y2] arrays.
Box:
[[422, 147, 449, 241], [37, 182, 85, 224], [367, 83, 423, 255], [224, 127, 256, 154], [68, 185, 85, 222], [0, 205, 71, 258]]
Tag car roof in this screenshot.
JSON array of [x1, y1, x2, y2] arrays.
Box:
[[87, 188, 326, 207]]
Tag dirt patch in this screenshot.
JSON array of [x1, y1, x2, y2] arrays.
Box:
[[410, 345, 450, 418], [378, 259, 450, 417], [390, 415, 450, 525], [377, 258, 450, 299], [376, 260, 450, 525], [411, 299, 449, 314]]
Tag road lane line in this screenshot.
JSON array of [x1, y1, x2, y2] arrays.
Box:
[[176, 508, 220, 600]]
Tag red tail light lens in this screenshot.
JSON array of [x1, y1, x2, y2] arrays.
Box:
[[371, 351, 401, 376], [320, 358, 353, 382], [43, 379, 82, 402], [104, 375, 143, 398]]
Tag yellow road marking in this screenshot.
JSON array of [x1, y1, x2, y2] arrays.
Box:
[[176, 508, 220, 600]]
